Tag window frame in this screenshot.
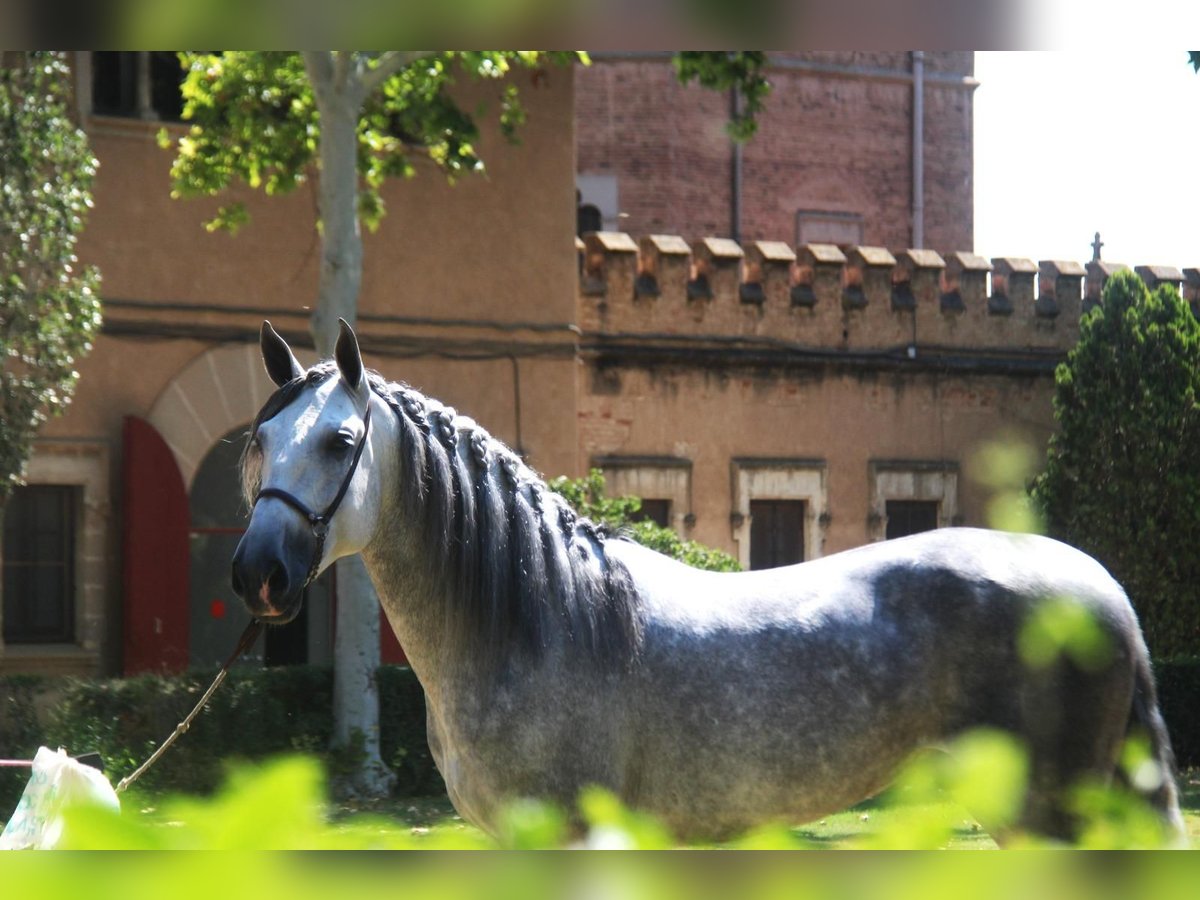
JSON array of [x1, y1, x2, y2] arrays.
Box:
[[593, 455, 692, 534], [2, 484, 79, 644], [0, 441, 108, 670], [731, 458, 827, 569], [868, 460, 959, 543]]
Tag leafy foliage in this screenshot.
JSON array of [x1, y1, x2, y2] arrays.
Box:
[[548, 469, 740, 572], [673, 51, 770, 140], [0, 665, 439, 813], [1031, 270, 1200, 657], [38, 728, 1184, 850], [0, 52, 102, 505], [161, 51, 773, 234], [159, 51, 581, 234]]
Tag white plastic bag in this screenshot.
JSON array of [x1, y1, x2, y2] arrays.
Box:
[[0, 747, 120, 849]]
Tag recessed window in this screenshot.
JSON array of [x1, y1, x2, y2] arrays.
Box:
[[595, 456, 691, 534], [868, 461, 958, 543], [92, 51, 185, 121], [3, 485, 78, 644], [577, 173, 620, 232], [577, 202, 603, 237], [749, 499, 806, 569], [885, 499, 939, 540], [731, 459, 827, 568], [796, 209, 864, 248], [630, 498, 671, 528]]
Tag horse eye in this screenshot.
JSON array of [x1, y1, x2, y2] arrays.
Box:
[[328, 429, 356, 453]]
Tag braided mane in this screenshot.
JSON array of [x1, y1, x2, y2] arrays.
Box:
[[243, 362, 643, 667]]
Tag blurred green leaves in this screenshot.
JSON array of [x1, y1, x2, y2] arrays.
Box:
[[868, 730, 1028, 848], [1019, 597, 1114, 673], [27, 730, 1181, 850], [0, 52, 102, 505], [966, 436, 1044, 535]]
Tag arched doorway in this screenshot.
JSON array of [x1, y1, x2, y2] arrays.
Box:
[[188, 426, 334, 668]]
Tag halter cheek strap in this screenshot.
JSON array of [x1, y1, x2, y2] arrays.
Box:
[[254, 403, 372, 587]]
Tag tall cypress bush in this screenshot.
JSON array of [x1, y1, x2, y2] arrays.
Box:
[[1032, 270, 1200, 657]]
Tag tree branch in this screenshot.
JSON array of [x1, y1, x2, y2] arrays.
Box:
[[360, 50, 435, 96]]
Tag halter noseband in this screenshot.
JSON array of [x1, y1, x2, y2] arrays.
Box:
[[253, 402, 372, 587]]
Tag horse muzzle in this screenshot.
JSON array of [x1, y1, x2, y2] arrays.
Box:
[[230, 530, 311, 623]]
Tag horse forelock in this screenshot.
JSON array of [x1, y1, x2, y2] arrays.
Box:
[[241, 362, 643, 668], [239, 364, 339, 506]]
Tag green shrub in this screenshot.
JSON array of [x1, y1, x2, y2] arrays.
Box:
[[0, 665, 439, 813], [1154, 656, 1200, 768], [1031, 270, 1200, 658], [549, 469, 740, 572], [0, 674, 47, 814]]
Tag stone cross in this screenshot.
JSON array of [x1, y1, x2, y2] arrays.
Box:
[[1091, 232, 1104, 262]]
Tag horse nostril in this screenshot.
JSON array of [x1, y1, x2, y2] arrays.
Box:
[[267, 563, 289, 597]]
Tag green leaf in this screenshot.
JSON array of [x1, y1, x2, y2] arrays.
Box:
[[0, 52, 102, 507]]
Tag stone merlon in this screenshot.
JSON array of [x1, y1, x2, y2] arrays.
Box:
[[577, 233, 1199, 363]]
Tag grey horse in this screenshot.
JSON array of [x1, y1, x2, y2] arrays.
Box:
[[231, 320, 1185, 845]]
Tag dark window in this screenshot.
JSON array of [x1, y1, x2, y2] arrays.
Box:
[[885, 500, 939, 540], [577, 203, 602, 236], [92, 51, 185, 120], [149, 52, 186, 120], [749, 499, 805, 570], [92, 51, 138, 116], [3, 485, 77, 643], [631, 498, 671, 528]]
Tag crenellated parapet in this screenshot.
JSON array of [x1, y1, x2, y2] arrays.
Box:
[[578, 233, 1199, 368]]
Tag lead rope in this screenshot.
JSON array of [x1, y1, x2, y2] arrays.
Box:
[[114, 619, 265, 795]]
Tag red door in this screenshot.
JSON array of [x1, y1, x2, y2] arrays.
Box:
[[122, 416, 190, 673]]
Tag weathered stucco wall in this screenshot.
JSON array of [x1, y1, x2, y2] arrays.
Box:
[[579, 363, 1053, 557], [15, 59, 578, 675], [575, 231, 1182, 561]]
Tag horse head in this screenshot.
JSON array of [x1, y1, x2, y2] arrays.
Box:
[[231, 320, 381, 622]]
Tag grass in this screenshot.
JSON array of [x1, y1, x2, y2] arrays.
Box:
[[329, 768, 1200, 848]]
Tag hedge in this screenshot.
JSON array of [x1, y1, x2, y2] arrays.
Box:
[[2, 657, 1198, 818], [0, 665, 441, 814], [1154, 656, 1200, 771]]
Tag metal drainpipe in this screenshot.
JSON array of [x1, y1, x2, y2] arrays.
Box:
[[731, 84, 742, 243], [912, 50, 925, 249]]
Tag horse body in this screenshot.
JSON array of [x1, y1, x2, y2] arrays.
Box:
[[233, 321, 1185, 844], [378, 531, 1144, 840]]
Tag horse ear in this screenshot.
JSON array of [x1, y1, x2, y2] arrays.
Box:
[[260, 321, 304, 387], [334, 318, 365, 393]]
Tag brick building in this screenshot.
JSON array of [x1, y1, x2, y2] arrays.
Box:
[[0, 53, 580, 676], [4, 52, 1195, 679], [575, 52, 975, 252]]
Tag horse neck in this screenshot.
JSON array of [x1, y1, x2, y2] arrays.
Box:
[[360, 521, 474, 696], [357, 384, 641, 699], [356, 403, 503, 701]]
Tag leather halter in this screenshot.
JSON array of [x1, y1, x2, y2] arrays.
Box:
[[253, 402, 372, 587]]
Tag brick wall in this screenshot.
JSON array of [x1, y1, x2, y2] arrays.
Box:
[[576, 231, 1199, 559], [575, 52, 975, 254]]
